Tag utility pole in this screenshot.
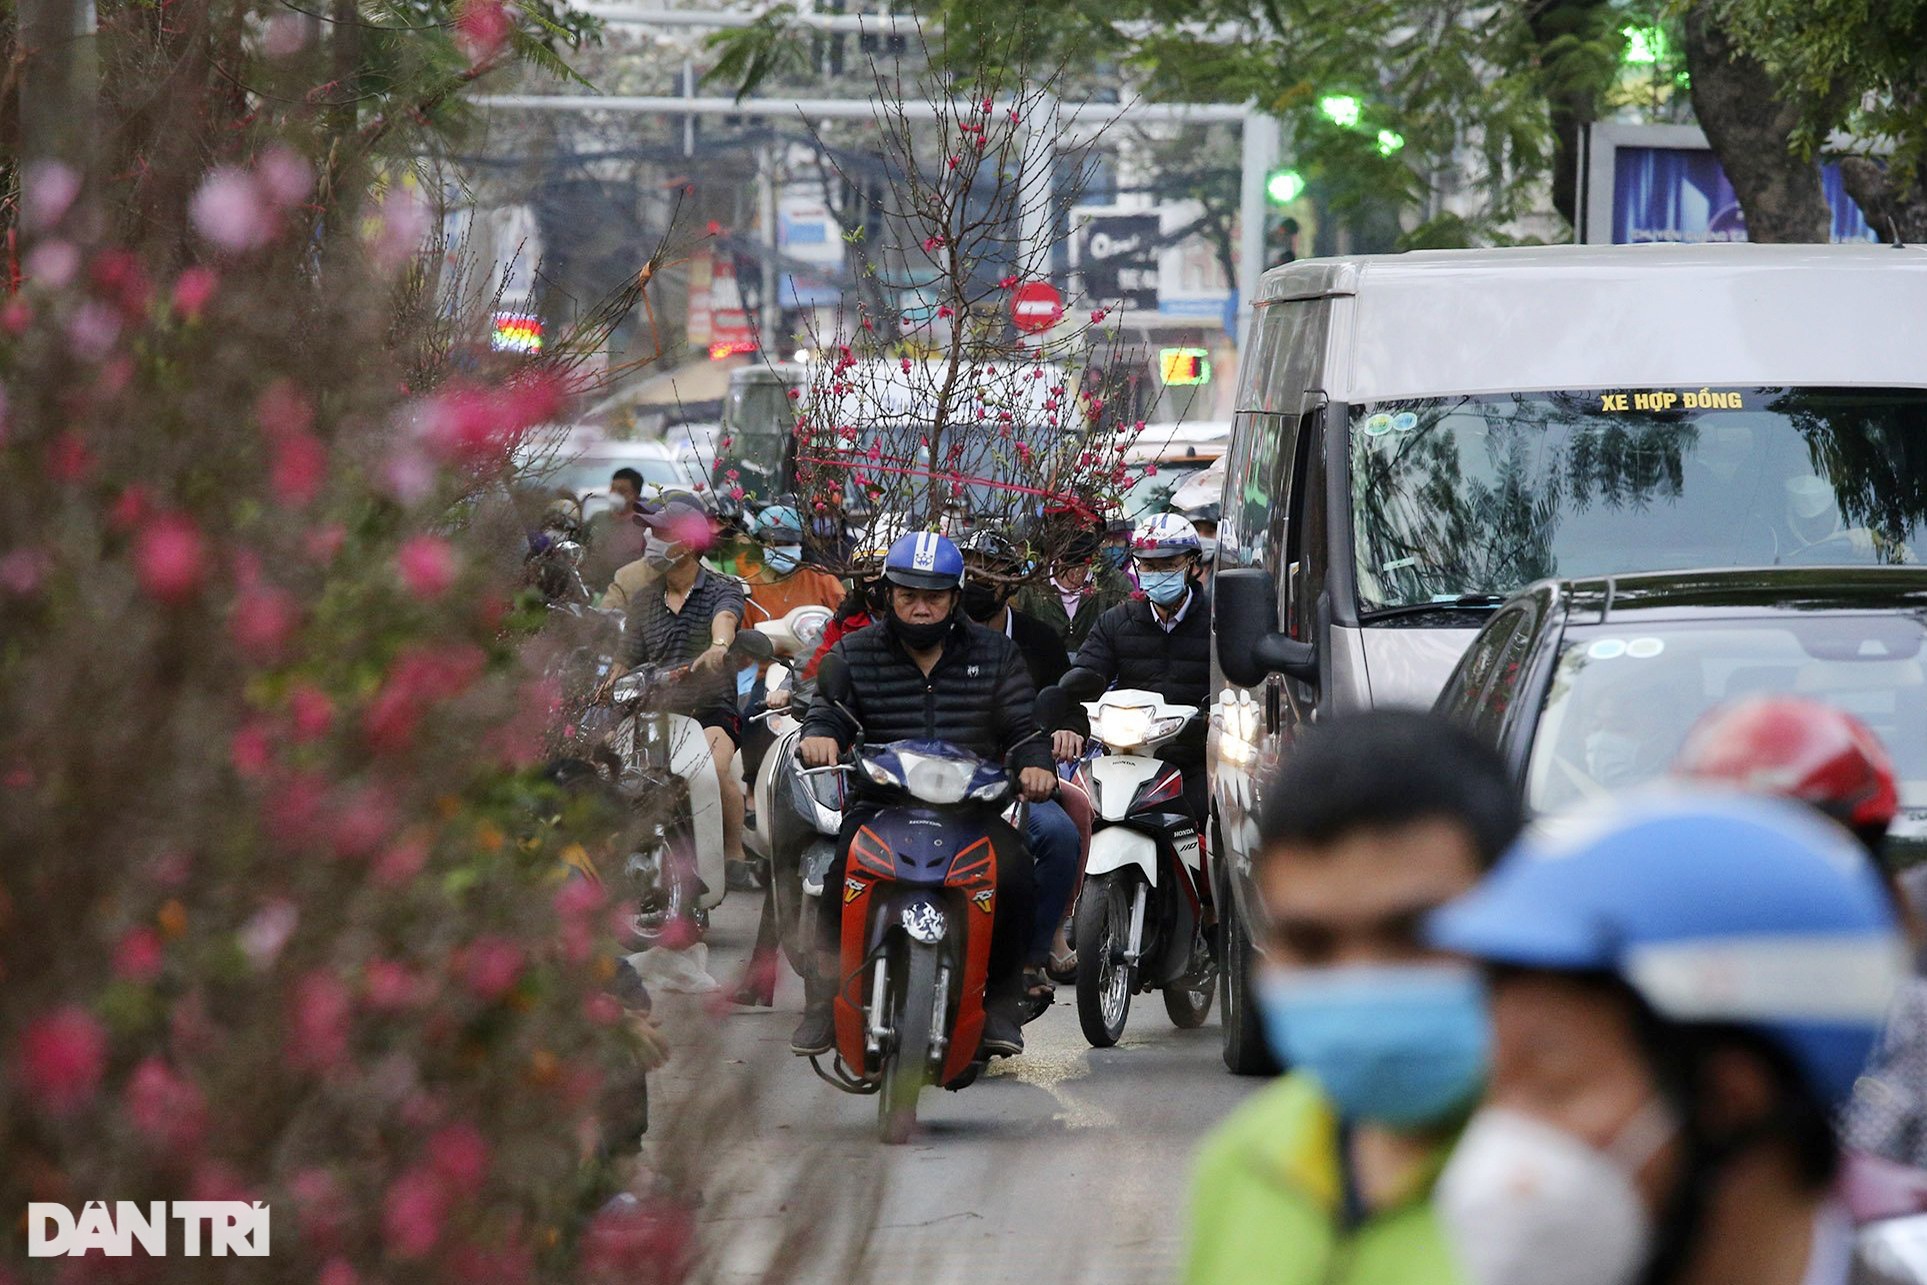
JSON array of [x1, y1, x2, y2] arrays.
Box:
[[758, 142, 781, 354]]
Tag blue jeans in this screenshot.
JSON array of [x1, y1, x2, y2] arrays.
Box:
[[1025, 799, 1080, 965]]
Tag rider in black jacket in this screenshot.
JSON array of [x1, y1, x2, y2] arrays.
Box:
[[795, 533, 1055, 1059], [1046, 514, 1214, 823]]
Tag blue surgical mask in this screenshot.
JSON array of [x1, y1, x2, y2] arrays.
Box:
[[1139, 570, 1190, 606], [1256, 963, 1489, 1128], [735, 665, 758, 698], [1101, 545, 1131, 571], [764, 544, 803, 576]]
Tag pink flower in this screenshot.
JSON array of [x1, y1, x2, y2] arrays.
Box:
[[375, 835, 432, 887], [382, 446, 438, 503], [462, 937, 524, 1003], [383, 1164, 450, 1260], [396, 535, 459, 597], [115, 927, 165, 982], [454, 0, 513, 65], [23, 160, 81, 232], [24, 239, 80, 288], [257, 379, 315, 437], [256, 146, 312, 207], [922, 234, 945, 252], [900, 358, 912, 374], [363, 960, 420, 1011], [329, 785, 395, 860], [585, 992, 623, 1026], [191, 167, 275, 252], [288, 970, 352, 1072], [1090, 308, 1108, 324], [135, 512, 208, 604], [230, 722, 274, 777], [580, 1197, 695, 1281], [368, 187, 431, 269], [288, 684, 334, 742], [1144, 463, 1159, 476], [998, 274, 1019, 289], [171, 266, 219, 319], [936, 305, 954, 319], [786, 387, 800, 399], [17, 1007, 107, 1116], [125, 1056, 206, 1150], [46, 431, 93, 483], [1, 296, 31, 335], [305, 523, 346, 564], [240, 899, 301, 967], [270, 432, 326, 505], [230, 586, 299, 662], [427, 1123, 490, 1188], [979, 97, 994, 113], [0, 549, 49, 597]]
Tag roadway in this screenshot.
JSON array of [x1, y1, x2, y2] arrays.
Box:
[[638, 894, 1261, 1284]]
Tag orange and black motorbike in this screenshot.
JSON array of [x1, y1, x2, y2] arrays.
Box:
[[802, 737, 1015, 1144]]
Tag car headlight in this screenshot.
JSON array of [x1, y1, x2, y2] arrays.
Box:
[[1092, 704, 1155, 750], [903, 752, 974, 804]]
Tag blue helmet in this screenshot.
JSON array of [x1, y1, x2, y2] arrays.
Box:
[[750, 504, 804, 542], [1427, 791, 1905, 1109], [883, 531, 965, 591]]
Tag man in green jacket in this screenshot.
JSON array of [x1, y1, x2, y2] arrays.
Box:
[[1016, 531, 1133, 656], [1186, 711, 1521, 1285]]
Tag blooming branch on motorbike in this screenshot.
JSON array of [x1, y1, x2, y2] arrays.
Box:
[[793, 532, 1056, 1060]]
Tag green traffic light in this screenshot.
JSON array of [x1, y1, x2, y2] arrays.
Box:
[[1266, 168, 1306, 205], [1319, 95, 1362, 128], [1622, 23, 1667, 64]]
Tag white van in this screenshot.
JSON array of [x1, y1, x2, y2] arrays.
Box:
[[1208, 243, 1927, 1073]]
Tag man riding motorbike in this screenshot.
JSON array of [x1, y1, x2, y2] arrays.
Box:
[[959, 529, 1080, 1001], [794, 532, 1056, 1059], [1045, 513, 1213, 825]]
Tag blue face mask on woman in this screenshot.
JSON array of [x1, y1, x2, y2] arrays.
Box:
[[764, 544, 802, 576], [1138, 569, 1190, 606], [1255, 963, 1489, 1128]]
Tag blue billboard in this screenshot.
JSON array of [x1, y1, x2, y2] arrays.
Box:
[[1611, 146, 1878, 245]]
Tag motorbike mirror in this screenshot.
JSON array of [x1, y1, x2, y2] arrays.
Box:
[[1034, 685, 1071, 728], [730, 629, 775, 662]]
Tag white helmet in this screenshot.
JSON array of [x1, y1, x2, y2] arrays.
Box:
[[1132, 513, 1202, 558]]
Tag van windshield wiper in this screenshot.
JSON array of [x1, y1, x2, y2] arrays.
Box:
[[1358, 594, 1507, 623]]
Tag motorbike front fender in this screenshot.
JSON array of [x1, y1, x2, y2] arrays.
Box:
[[1085, 826, 1158, 885]]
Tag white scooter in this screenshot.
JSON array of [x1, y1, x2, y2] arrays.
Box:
[[1066, 689, 1215, 1048]]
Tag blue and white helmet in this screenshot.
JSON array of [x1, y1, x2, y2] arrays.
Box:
[[883, 531, 965, 591], [1132, 513, 1202, 559], [750, 504, 804, 542], [1427, 791, 1906, 1109]]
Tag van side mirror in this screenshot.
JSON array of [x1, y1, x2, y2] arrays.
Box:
[[1215, 567, 1317, 688]]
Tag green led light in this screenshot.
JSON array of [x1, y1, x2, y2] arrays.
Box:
[[1319, 94, 1362, 128], [1266, 168, 1306, 205], [1375, 129, 1405, 156], [1623, 23, 1667, 65]]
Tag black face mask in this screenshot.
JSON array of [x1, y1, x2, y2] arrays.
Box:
[[891, 610, 955, 651], [961, 581, 1006, 623]]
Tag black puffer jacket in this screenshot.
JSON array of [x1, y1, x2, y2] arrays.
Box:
[[1057, 585, 1212, 763], [802, 615, 1051, 777]]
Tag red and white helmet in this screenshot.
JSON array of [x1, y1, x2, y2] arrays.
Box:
[[1674, 695, 1899, 836], [1132, 513, 1201, 558]]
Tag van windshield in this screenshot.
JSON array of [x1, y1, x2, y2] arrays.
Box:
[[1349, 388, 1927, 616]]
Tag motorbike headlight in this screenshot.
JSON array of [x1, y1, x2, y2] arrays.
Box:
[[1091, 703, 1155, 751], [1149, 714, 1187, 741], [902, 752, 973, 805]]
